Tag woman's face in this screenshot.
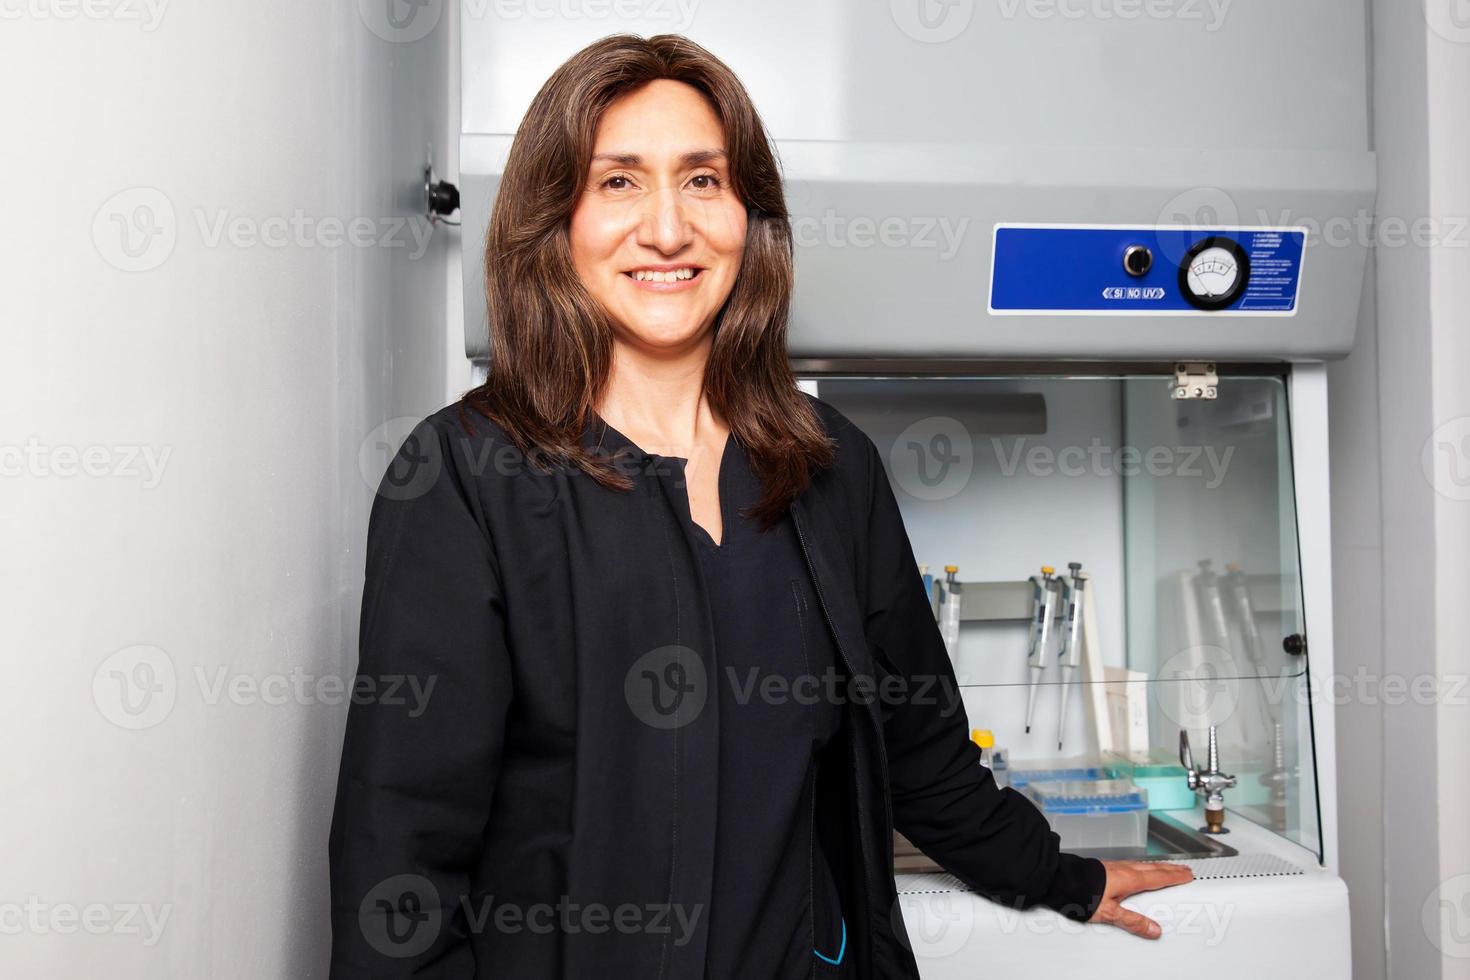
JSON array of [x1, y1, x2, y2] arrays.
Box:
[[570, 78, 748, 355]]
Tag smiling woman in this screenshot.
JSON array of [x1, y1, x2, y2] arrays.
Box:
[[328, 31, 1188, 980], [461, 34, 831, 532]]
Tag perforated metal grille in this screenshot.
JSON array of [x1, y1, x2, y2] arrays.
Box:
[[895, 853, 1307, 896]]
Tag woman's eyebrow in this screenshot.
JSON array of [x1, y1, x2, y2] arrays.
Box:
[[589, 148, 728, 167]]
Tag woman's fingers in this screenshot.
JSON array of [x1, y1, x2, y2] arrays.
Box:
[[1099, 900, 1163, 940], [1136, 861, 1195, 891], [1110, 860, 1195, 899]]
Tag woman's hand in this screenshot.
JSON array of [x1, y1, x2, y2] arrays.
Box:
[[1087, 861, 1195, 939]]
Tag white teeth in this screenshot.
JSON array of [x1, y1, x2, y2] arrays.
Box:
[[632, 268, 697, 282]]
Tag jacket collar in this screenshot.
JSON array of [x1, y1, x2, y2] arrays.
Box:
[[578, 410, 649, 463]]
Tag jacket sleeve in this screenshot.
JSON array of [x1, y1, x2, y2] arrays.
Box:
[[856, 433, 1107, 921], [328, 416, 512, 976]]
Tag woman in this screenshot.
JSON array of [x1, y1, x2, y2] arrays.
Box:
[[328, 33, 1192, 980]]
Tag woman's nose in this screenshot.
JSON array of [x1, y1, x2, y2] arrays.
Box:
[[634, 187, 694, 254]]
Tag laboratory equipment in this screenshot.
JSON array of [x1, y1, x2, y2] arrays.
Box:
[[1005, 763, 1107, 790], [1181, 726, 1238, 834], [1054, 563, 1085, 751], [1024, 779, 1150, 851], [1021, 567, 1058, 735], [936, 565, 962, 659], [460, 1, 1369, 974], [1103, 752, 1196, 811], [969, 728, 994, 769]]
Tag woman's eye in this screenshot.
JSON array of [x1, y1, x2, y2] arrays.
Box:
[[601, 174, 633, 191], [690, 173, 722, 191]]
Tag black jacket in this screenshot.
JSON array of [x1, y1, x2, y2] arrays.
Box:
[[328, 393, 1106, 979]]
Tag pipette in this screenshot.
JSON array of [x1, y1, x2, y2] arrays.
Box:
[[1055, 562, 1085, 751], [1022, 566, 1059, 734], [1194, 559, 1231, 645]]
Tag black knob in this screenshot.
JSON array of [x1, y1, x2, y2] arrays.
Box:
[[1282, 633, 1307, 656], [428, 179, 460, 217], [1123, 245, 1153, 277]]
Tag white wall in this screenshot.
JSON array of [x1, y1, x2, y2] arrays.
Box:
[[0, 3, 459, 975], [1426, 9, 1470, 977], [1331, 2, 1470, 978]]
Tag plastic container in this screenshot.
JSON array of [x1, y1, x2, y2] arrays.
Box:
[[1024, 779, 1150, 850], [970, 729, 994, 769], [1102, 753, 1195, 810], [991, 748, 1010, 788], [1006, 759, 1107, 790]]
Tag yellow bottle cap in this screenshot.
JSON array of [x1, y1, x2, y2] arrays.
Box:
[[1041, 565, 1054, 575], [970, 728, 994, 749], [944, 565, 959, 573]]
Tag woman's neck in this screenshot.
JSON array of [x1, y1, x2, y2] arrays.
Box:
[[596, 333, 726, 453]]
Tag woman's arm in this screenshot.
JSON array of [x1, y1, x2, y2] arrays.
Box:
[[856, 431, 1189, 937], [328, 416, 512, 975]]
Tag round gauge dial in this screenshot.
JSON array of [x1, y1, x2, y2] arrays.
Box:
[[1177, 236, 1251, 310]]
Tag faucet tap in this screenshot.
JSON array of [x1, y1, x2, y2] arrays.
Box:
[[1180, 726, 1237, 834]]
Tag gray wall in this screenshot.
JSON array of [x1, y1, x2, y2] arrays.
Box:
[[1331, 2, 1470, 977], [0, 4, 461, 976]]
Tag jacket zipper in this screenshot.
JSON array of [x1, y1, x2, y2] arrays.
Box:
[[790, 506, 895, 977]]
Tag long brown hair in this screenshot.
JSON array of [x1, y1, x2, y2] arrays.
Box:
[[458, 33, 834, 530]]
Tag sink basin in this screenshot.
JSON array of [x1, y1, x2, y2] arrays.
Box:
[[892, 811, 1236, 875], [1068, 812, 1238, 861]]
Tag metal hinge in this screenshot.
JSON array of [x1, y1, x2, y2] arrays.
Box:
[[1171, 361, 1219, 400]]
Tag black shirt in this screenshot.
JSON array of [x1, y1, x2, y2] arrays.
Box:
[[647, 431, 852, 980]]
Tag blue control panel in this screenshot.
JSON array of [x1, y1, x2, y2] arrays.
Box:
[[988, 224, 1307, 314]]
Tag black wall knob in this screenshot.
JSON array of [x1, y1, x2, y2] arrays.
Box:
[[1283, 633, 1307, 656], [1123, 244, 1153, 277]]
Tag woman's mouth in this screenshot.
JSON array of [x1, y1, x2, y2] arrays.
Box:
[[622, 266, 705, 292]]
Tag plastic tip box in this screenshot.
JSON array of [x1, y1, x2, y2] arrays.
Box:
[[1023, 779, 1150, 850]]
